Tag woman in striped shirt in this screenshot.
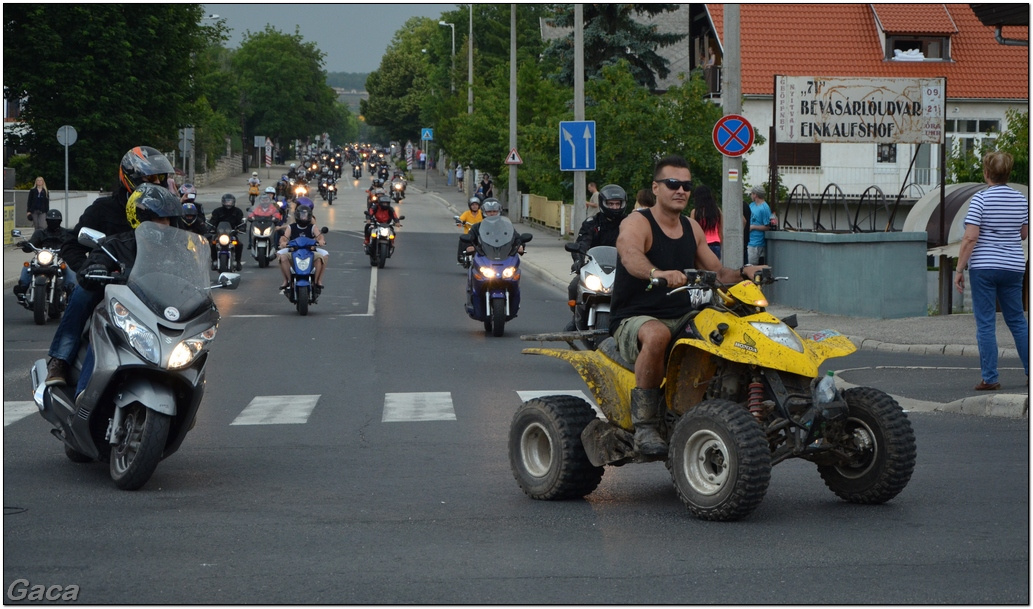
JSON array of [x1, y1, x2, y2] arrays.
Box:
[[954, 151, 1029, 390]]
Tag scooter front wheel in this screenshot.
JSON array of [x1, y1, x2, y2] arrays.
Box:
[[490, 298, 506, 337], [110, 403, 171, 490], [297, 285, 310, 316]]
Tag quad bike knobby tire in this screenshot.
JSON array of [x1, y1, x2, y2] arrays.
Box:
[[817, 387, 916, 504], [509, 395, 604, 500], [668, 399, 771, 521]]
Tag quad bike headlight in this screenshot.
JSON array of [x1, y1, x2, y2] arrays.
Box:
[[168, 326, 218, 369], [749, 321, 804, 353], [111, 299, 160, 365]]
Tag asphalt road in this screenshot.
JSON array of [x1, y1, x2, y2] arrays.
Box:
[[3, 178, 1028, 604]]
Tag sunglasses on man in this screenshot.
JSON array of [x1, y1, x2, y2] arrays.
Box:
[[655, 178, 694, 192]]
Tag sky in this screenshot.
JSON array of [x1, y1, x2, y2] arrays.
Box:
[[203, 3, 458, 74]]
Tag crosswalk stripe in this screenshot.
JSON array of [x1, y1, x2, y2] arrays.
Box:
[[4, 401, 39, 427], [383, 392, 455, 422], [231, 395, 320, 425]]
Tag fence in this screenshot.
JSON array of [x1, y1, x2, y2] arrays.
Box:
[[525, 194, 574, 235]]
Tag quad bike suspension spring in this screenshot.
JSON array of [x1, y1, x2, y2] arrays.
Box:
[[747, 380, 767, 423]]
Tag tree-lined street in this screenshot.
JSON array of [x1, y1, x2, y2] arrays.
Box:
[[3, 178, 1028, 603]]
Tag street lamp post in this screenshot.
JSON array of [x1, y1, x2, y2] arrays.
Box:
[[439, 21, 455, 94]]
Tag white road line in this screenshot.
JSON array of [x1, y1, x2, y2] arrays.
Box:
[[4, 401, 38, 427], [382, 392, 456, 422], [230, 395, 321, 425]]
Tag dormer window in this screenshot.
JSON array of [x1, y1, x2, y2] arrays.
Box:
[[887, 35, 951, 60]]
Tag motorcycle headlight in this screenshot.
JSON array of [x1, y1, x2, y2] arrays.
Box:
[[168, 326, 217, 369], [394, 183, 403, 191], [378, 227, 391, 238], [218, 234, 231, 246], [328, 184, 335, 191], [502, 266, 518, 279], [252, 226, 271, 237], [479, 266, 497, 279], [294, 256, 312, 272], [36, 250, 54, 266], [584, 273, 604, 293], [111, 299, 160, 365], [749, 321, 805, 353]]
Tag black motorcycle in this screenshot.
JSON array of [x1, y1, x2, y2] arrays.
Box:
[[11, 229, 70, 325]]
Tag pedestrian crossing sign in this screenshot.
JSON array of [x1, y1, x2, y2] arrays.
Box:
[[505, 148, 523, 165]]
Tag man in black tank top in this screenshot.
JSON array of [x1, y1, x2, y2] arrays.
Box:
[[610, 155, 766, 457]]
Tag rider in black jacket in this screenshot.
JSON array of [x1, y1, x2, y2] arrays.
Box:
[[208, 193, 245, 270], [567, 184, 628, 314], [13, 209, 75, 301]]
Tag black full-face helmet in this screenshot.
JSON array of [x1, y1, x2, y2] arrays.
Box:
[[127, 183, 182, 228], [598, 184, 628, 221], [44, 209, 63, 230], [221, 193, 237, 208]]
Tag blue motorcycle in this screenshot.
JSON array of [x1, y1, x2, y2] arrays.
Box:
[[460, 216, 533, 337], [283, 228, 327, 316]]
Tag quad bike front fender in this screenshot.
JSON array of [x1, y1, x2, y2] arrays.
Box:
[[521, 347, 636, 431], [673, 309, 857, 380]]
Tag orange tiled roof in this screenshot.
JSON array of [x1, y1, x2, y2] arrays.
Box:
[[706, 3, 1029, 100], [871, 4, 958, 34]]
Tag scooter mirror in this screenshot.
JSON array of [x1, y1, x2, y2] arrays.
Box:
[[563, 242, 579, 253], [397, 216, 406, 221], [320, 226, 329, 234], [78, 227, 106, 248], [11, 229, 22, 238], [459, 234, 473, 244], [215, 272, 241, 290], [520, 233, 534, 244]]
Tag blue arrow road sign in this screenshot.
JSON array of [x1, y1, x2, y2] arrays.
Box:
[[421, 128, 434, 141], [559, 121, 596, 171]]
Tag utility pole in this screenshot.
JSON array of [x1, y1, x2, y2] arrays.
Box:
[[468, 4, 474, 114], [572, 4, 586, 233], [721, 5, 744, 266], [509, 4, 518, 216]]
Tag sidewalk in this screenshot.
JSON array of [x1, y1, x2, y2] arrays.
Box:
[[413, 166, 1028, 419]]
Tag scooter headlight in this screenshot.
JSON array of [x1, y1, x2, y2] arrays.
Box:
[[253, 226, 272, 237], [168, 326, 218, 369], [749, 321, 804, 353], [501, 266, 518, 279], [584, 273, 605, 293], [294, 256, 312, 272], [111, 299, 160, 365], [478, 266, 497, 279]]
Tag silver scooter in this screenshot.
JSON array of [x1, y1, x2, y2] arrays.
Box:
[[29, 223, 240, 490]]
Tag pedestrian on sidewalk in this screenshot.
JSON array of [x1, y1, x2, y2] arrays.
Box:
[[586, 182, 600, 213], [455, 163, 464, 192], [954, 150, 1029, 390], [26, 176, 50, 230]]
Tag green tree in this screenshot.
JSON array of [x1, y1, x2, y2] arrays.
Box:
[[542, 4, 686, 91], [360, 17, 436, 143], [3, 4, 221, 188], [232, 25, 338, 159], [994, 109, 1029, 185]]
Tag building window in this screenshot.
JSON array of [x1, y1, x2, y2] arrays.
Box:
[[945, 118, 1000, 158], [886, 35, 951, 60], [877, 144, 897, 163], [776, 142, 821, 167]]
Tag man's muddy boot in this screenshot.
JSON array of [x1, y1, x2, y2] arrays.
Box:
[[631, 387, 667, 457]]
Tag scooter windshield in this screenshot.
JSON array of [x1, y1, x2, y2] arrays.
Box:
[[477, 216, 518, 261], [127, 222, 214, 320], [251, 203, 279, 219]]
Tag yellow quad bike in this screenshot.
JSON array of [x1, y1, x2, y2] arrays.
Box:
[[511, 268, 916, 521]]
